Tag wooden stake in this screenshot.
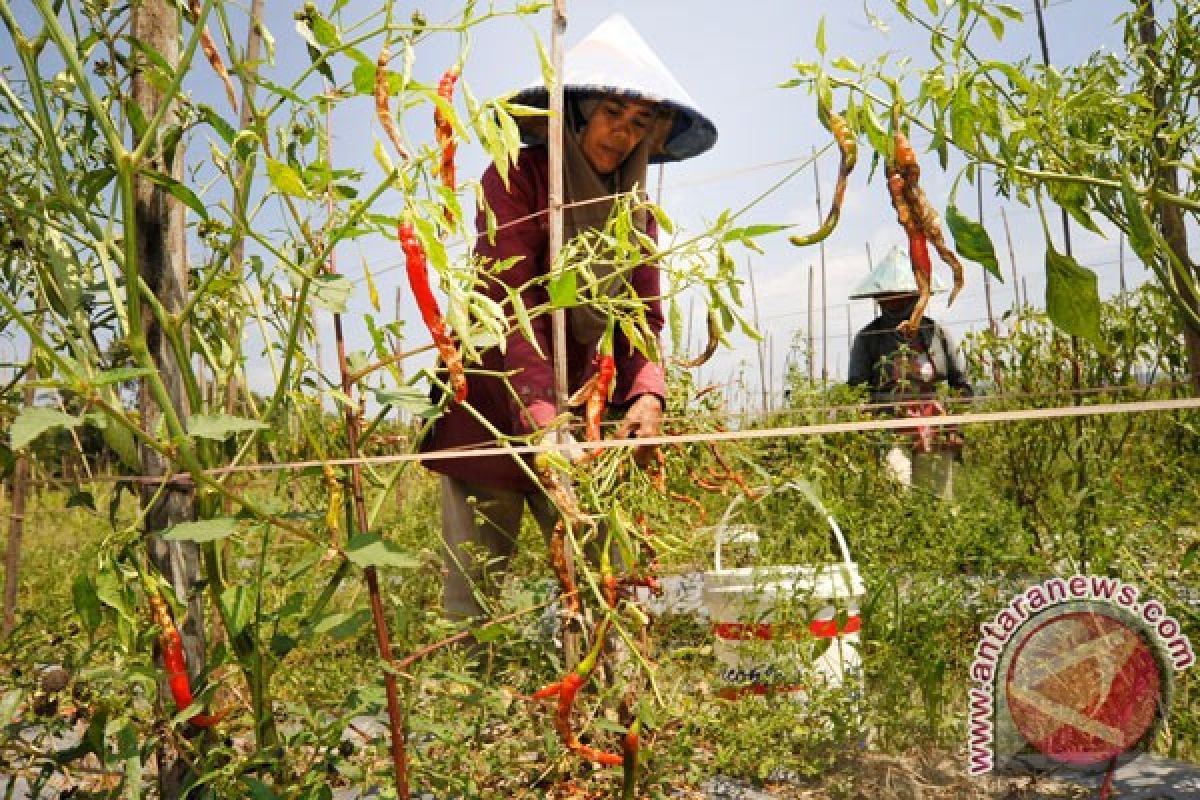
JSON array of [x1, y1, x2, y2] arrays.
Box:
[[1001, 207, 1021, 311], [807, 266, 815, 384]]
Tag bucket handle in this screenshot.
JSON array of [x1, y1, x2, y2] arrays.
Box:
[[713, 527, 759, 573], [712, 481, 854, 570]]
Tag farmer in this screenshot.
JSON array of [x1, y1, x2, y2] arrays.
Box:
[[420, 15, 717, 620], [847, 245, 972, 498]]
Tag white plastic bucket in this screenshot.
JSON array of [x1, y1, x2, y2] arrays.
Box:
[[702, 483, 865, 700]]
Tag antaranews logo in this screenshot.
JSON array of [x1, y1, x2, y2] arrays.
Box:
[[967, 575, 1194, 776]]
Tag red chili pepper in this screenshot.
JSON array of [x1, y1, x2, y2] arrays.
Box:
[[546, 620, 624, 767], [433, 66, 460, 193], [621, 722, 642, 799], [584, 354, 616, 444], [530, 681, 563, 700], [548, 520, 581, 616], [147, 590, 226, 728], [398, 220, 466, 402]]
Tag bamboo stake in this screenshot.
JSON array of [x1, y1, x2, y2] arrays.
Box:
[[813, 146, 828, 384], [322, 89, 409, 796], [746, 259, 768, 416], [1001, 207, 1021, 311], [2, 350, 34, 637], [807, 266, 815, 384], [547, 0, 579, 670], [979, 180, 997, 335]]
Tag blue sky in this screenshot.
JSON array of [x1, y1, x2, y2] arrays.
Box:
[[1, 1, 1147, 407]]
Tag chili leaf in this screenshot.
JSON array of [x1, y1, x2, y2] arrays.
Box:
[[946, 204, 1002, 281], [312, 609, 372, 640], [309, 273, 354, 313], [220, 585, 257, 638], [346, 533, 420, 570], [266, 158, 311, 198], [72, 574, 103, 636], [9, 407, 81, 451], [141, 169, 209, 221], [548, 269, 577, 308], [187, 413, 268, 440], [162, 517, 240, 543], [1121, 170, 1157, 268], [1044, 243, 1103, 346]]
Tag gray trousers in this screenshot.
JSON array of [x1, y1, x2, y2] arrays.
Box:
[[440, 476, 558, 620]]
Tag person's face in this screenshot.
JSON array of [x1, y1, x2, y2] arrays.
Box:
[[877, 293, 919, 314], [580, 96, 657, 175]]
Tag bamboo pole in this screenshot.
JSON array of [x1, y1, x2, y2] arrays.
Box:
[[807, 266, 815, 383], [746, 259, 768, 416], [547, 0, 580, 670], [1001, 207, 1021, 311]]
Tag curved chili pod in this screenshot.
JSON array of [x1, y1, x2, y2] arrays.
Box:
[[147, 590, 225, 728], [790, 110, 857, 247], [433, 66, 460, 191], [677, 309, 721, 368], [375, 45, 410, 162], [188, 0, 238, 113], [398, 220, 466, 402]]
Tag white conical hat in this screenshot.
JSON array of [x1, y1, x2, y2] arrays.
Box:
[[510, 14, 717, 162], [848, 244, 949, 299]]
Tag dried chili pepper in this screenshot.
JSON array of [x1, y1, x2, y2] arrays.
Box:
[[536, 618, 624, 767], [399, 219, 466, 402], [677, 309, 721, 368], [548, 520, 581, 616], [147, 589, 227, 728], [586, 354, 615, 443], [887, 123, 964, 336], [189, 0, 238, 113], [886, 130, 933, 339], [790, 110, 857, 247], [375, 45, 410, 162], [433, 66, 460, 192]]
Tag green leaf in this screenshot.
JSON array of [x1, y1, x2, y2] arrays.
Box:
[[95, 567, 134, 622], [345, 533, 420, 570], [141, 169, 209, 221], [309, 273, 354, 313], [187, 413, 268, 440], [1121, 171, 1157, 267], [309, 12, 340, 47], [946, 204, 1002, 281], [266, 158, 311, 198], [1181, 541, 1199, 573], [473, 621, 514, 643], [241, 777, 281, 800], [72, 574, 103, 635], [723, 223, 791, 243], [161, 517, 240, 543], [200, 104, 236, 144], [312, 608, 372, 640], [352, 63, 404, 96], [9, 407, 80, 450], [815, 17, 827, 57], [1044, 243, 1103, 345], [548, 269, 577, 308], [98, 420, 140, 472], [220, 585, 256, 638], [373, 386, 439, 419]]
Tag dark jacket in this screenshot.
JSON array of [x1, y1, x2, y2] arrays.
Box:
[[847, 312, 971, 404]]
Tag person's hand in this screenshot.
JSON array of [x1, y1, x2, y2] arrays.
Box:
[[614, 394, 664, 466]]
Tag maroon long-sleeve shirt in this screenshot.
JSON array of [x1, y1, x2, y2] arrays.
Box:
[[420, 146, 666, 491]]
